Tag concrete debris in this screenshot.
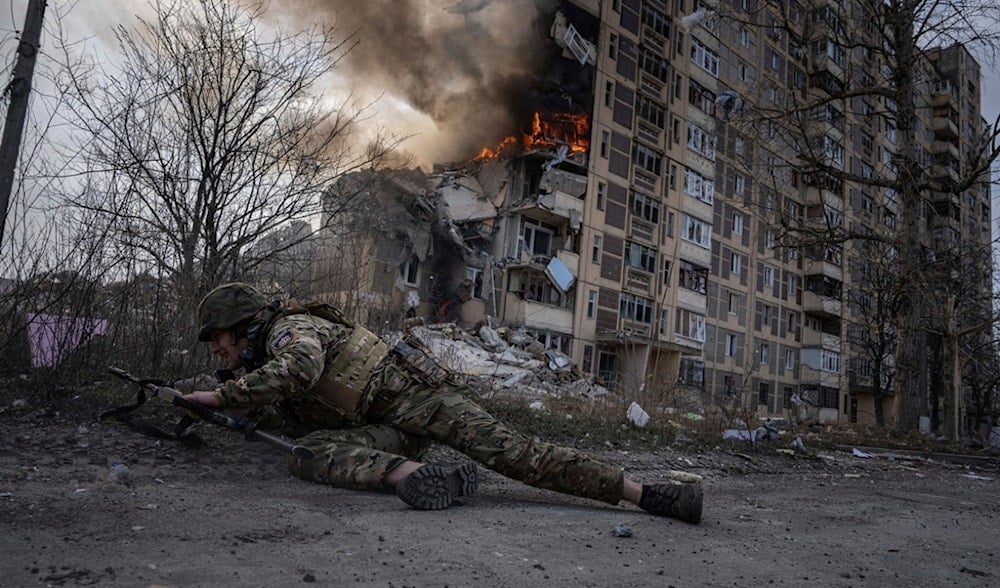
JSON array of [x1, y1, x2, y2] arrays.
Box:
[[852, 448, 874, 459], [961, 473, 993, 481], [612, 523, 634, 538], [528, 401, 545, 411], [626, 402, 650, 428], [665, 470, 703, 484]]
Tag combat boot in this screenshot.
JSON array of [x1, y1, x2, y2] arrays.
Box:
[[396, 462, 479, 510], [639, 482, 703, 524]]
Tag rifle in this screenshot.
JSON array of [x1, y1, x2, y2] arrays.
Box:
[[102, 367, 314, 459]]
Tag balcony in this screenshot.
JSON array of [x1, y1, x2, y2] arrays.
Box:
[[808, 71, 845, 97], [803, 290, 841, 317], [803, 258, 842, 281], [801, 328, 839, 349], [503, 294, 574, 333], [931, 102, 959, 140], [799, 365, 841, 389]]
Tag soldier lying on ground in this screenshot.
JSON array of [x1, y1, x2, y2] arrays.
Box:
[[181, 282, 703, 523]]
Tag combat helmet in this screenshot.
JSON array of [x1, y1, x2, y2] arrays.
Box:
[[197, 282, 267, 342]]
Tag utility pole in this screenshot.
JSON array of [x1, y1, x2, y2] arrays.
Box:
[[0, 0, 47, 253]]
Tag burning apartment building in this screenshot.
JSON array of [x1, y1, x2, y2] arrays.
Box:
[[313, 0, 995, 430]]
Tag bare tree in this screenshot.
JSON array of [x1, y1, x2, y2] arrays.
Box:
[[51, 0, 398, 352]]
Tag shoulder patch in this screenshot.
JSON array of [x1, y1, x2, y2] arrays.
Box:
[[270, 328, 295, 350]]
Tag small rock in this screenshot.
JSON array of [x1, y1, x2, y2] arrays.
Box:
[[108, 462, 132, 487], [612, 523, 634, 538]]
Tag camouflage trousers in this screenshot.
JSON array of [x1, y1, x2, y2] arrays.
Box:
[[288, 352, 625, 504]]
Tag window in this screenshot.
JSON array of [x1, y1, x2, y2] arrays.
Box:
[[465, 268, 483, 299], [728, 292, 738, 314], [676, 308, 707, 342], [604, 81, 614, 107], [686, 124, 716, 159], [639, 47, 670, 82], [625, 241, 657, 273], [763, 304, 772, 324], [592, 235, 602, 263], [725, 333, 737, 356], [633, 142, 663, 175], [636, 95, 665, 128], [730, 252, 742, 275], [758, 382, 769, 405], [760, 343, 770, 365], [787, 275, 799, 299], [620, 293, 654, 323], [821, 350, 840, 372], [630, 191, 661, 223], [763, 265, 775, 287], [587, 290, 597, 318], [641, 3, 670, 38], [733, 212, 744, 235], [400, 254, 419, 285], [735, 137, 745, 157], [689, 79, 716, 113], [734, 174, 746, 197], [739, 27, 750, 46], [596, 182, 606, 210], [600, 130, 610, 158], [683, 168, 714, 204], [661, 259, 672, 285], [785, 349, 795, 370], [679, 261, 708, 294], [691, 38, 719, 76], [609, 33, 618, 60], [682, 214, 711, 248], [521, 221, 553, 257], [765, 230, 776, 249]]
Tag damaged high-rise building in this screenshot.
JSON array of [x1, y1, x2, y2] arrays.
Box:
[[315, 0, 995, 433]]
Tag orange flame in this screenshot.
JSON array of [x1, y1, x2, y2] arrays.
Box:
[[522, 111, 590, 154], [470, 111, 589, 162]]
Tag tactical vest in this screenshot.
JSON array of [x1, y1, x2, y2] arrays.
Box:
[[251, 299, 389, 422]]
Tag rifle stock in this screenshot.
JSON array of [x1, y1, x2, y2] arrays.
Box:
[[107, 367, 314, 459]]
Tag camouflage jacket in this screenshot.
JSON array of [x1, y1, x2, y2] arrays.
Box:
[[214, 313, 388, 430]]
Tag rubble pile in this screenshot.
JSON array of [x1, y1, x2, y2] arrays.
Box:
[[401, 322, 609, 402]]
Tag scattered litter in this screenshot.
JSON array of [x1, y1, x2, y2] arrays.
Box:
[[844, 473, 862, 478], [776, 448, 795, 457], [153, 478, 165, 484], [852, 448, 874, 458], [74, 488, 87, 493], [626, 402, 650, 428], [612, 523, 634, 538], [131, 526, 144, 531], [0, 492, 13, 498], [528, 401, 545, 411]]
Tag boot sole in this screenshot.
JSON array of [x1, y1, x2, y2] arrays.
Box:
[[396, 463, 479, 510]]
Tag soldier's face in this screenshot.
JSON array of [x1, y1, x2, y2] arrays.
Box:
[[209, 330, 249, 370]]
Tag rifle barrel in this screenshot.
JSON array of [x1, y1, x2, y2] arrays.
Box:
[[107, 367, 314, 459]]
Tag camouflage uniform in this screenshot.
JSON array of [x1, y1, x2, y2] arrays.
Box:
[[214, 312, 624, 505]]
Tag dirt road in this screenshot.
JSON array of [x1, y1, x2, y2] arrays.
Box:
[[1, 410, 997, 587]]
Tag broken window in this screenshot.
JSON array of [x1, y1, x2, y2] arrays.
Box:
[[520, 220, 554, 258], [632, 142, 662, 175], [682, 214, 711, 248], [629, 191, 661, 224], [619, 292, 653, 323], [686, 123, 716, 160], [624, 240, 657, 273], [683, 167, 714, 204], [465, 267, 483, 300], [400, 254, 419, 286], [679, 260, 708, 294], [676, 308, 707, 342], [691, 38, 719, 76]]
